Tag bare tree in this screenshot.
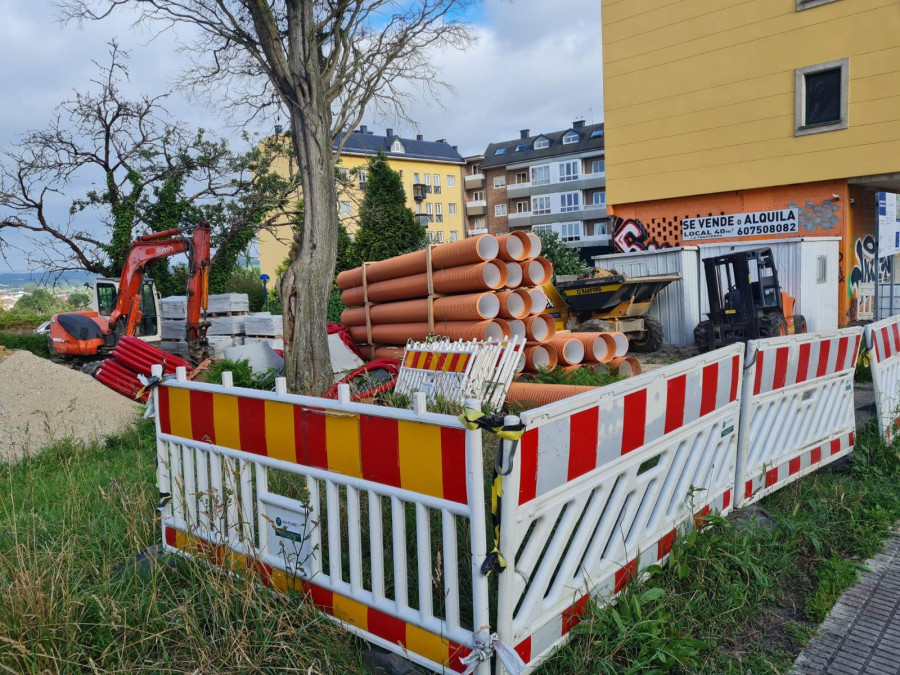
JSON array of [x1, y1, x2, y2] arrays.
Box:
[[0, 43, 302, 284], [60, 0, 476, 394]]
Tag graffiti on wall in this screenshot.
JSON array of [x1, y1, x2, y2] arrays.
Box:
[[849, 234, 894, 320], [612, 217, 673, 252]]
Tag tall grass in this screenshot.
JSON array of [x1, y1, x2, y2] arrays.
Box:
[[0, 420, 364, 673]]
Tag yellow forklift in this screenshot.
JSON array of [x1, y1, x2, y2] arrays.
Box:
[[542, 269, 681, 353]]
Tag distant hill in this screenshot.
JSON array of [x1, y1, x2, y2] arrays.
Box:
[[0, 270, 95, 292]]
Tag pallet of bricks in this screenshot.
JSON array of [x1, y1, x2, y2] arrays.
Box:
[[160, 293, 249, 359]]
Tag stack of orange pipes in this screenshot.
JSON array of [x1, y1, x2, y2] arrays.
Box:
[[337, 232, 556, 348]]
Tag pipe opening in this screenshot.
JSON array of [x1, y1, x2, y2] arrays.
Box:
[[530, 316, 550, 341], [506, 262, 523, 288], [528, 233, 542, 257], [529, 288, 548, 312], [562, 339, 585, 363], [505, 293, 526, 318], [478, 294, 500, 319], [483, 262, 504, 289], [532, 346, 550, 369], [477, 235, 500, 260], [507, 320, 526, 340], [486, 321, 506, 340]]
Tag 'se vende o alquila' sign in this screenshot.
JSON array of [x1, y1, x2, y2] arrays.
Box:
[[682, 208, 799, 241]]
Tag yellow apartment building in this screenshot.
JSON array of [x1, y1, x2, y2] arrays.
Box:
[[258, 126, 466, 279], [601, 0, 900, 324]]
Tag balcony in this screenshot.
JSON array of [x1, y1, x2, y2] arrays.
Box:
[[413, 183, 426, 201], [507, 211, 532, 227], [468, 227, 489, 236], [506, 170, 606, 198], [415, 213, 430, 228], [465, 199, 487, 216], [464, 173, 485, 189]]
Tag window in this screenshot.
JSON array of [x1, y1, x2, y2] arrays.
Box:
[[495, 147, 506, 155], [436, 214, 444, 222], [533, 225, 551, 235], [473, 216, 486, 229], [515, 171, 528, 184], [532, 196, 551, 215], [590, 129, 603, 139], [449, 203, 457, 215], [436, 203, 442, 215], [337, 168, 349, 183], [795, 59, 849, 136], [531, 165, 550, 186], [559, 222, 582, 242], [516, 200, 530, 213], [797, 0, 841, 10], [391, 139, 405, 153], [472, 190, 484, 201], [424, 174, 431, 185], [450, 231, 459, 242], [591, 159, 605, 174], [426, 203, 434, 222], [493, 175, 506, 188], [534, 137, 549, 150], [495, 204, 507, 217], [358, 169, 367, 188], [470, 164, 480, 175], [515, 144, 526, 152], [433, 174, 440, 186], [817, 255, 827, 283], [560, 192, 580, 212], [563, 131, 579, 144], [414, 172, 421, 183], [595, 220, 609, 236], [447, 175, 456, 187], [592, 191, 606, 206], [559, 160, 579, 182], [339, 200, 352, 215], [436, 231, 444, 243], [96, 282, 117, 316], [416, 203, 422, 214]]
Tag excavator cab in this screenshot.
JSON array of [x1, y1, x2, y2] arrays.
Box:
[[695, 248, 807, 352], [90, 278, 162, 340]]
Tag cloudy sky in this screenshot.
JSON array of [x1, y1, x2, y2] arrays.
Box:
[[0, 0, 602, 271]]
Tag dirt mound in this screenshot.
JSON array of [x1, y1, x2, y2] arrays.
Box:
[[0, 350, 141, 460]]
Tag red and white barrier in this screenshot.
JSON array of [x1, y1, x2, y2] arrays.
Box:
[[736, 328, 862, 508], [865, 316, 900, 441], [495, 344, 744, 672]]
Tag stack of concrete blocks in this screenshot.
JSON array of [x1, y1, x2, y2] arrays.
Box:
[[158, 293, 251, 360], [244, 312, 284, 351]]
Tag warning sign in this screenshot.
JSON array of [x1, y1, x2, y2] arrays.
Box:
[[682, 208, 799, 241]]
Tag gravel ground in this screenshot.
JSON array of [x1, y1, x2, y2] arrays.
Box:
[[0, 349, 141, 460]]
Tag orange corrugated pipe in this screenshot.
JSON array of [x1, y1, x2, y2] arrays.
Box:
[[548, 336, 585, 366], [528, 232, 542, 257], [336, 235, 500, 289], [341, 261, 508, 306], [507, 319, 526, 340], [496, 290, 533, 319], [358, 345, 405, 360], [506, 382, 597, 407], [604, 332, 629, 357], [574, 333, 614, 363], [341, 292, 500, 325], [608, 356, 642, 377], [528, 287, 548, 313], [524, 313, 556, 343], [505, 261, 523, 288], [524, 343, 557, 371], [497, 231, 531, 262], [520, 257, 553, 286], [349, 319, 511, 345]]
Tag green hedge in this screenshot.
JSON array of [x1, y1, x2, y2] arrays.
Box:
[[0, 332, 51, 358]]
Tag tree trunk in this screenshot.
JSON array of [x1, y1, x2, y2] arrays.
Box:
[[279, 105, 338, 395]]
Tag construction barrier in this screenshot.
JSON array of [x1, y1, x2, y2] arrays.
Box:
[[865, 315, 900, 442], [152, 366, 492, 675], [735, 328, 862, 508], [494, 344, 744, 672]]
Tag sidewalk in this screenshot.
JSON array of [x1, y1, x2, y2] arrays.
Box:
[[792, 529, 900, 674]]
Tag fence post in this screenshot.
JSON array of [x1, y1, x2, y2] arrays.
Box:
[[152, 364, 172, 527], [495, 414, 523, 675], [735, 342, 757, 508], [464, 398, 492, 675]]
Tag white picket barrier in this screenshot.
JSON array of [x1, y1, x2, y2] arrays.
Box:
[[736, 328, 862, 508], [152, 366, 491, 675], [865, 315, 900, 442], [494, 344, 744, 672]]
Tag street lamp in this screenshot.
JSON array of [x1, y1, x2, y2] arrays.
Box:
[[260, 273, 270, 311]]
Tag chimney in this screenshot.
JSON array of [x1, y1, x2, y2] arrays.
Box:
[[386, 128, 393, 137], [452, 145, 458, 151], [573, 119, 585, 129], [416, 134, 424, 141], [274, 124, 283, 134], [359, 124, 368, 133], [437, 138, 446, 144], [520, 129, 529, 139]]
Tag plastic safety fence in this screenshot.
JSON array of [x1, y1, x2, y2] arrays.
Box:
[[152, 368, 492, 675], [395, 337, 524, 410], [864, 315, 900, 442], [494, 344, 744, 673], [736, 328, 862, 508]]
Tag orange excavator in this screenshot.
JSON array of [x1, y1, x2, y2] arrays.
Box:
[[48, 221, 212, 364]]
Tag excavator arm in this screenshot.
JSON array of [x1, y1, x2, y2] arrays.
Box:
[[108, 221, 211, 362]]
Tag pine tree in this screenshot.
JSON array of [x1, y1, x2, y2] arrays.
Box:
[[351, 152, 427, 265]]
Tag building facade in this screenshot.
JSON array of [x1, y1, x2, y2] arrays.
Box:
[[258, 127, 466, 279], [602, 0, 900, 324], [463, 122, 609, 256]]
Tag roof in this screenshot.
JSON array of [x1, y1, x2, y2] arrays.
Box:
[[335, 131, 464, 164], [479, 122, 604, 169]]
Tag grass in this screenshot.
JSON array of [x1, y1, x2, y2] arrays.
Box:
[[0, 420, 364, 673], [203, 358, 280, 390], [524, 365, 624, 388], [542, 419, 900, 674], [0, 332, 50, 358]]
